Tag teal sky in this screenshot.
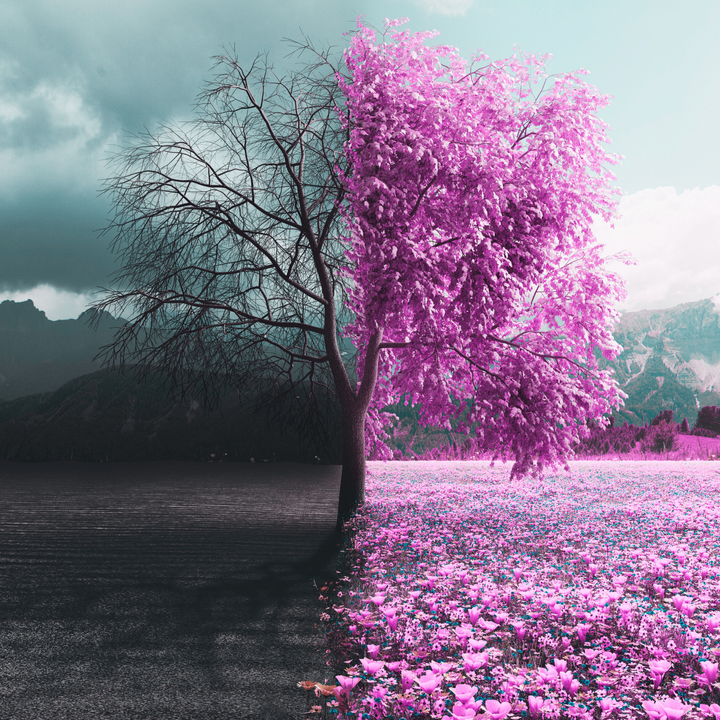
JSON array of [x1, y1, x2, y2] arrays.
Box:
[[0, 0, 718, 317]]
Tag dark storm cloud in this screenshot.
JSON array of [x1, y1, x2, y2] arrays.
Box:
[[0, 0, 356, 293], [0, 192, 117, 292]]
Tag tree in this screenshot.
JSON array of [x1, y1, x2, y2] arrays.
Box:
[[339, 20, 627, 479], [92, 18, 627, 532], [694, 406, 720, 436]]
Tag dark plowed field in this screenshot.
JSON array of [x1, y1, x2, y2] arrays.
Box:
[[0, 461, 343, 719]]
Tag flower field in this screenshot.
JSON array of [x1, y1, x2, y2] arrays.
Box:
[[308, 461, 720, 720]]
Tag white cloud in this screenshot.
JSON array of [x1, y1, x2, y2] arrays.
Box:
[[412, 0, 475, 17], [593, 186, 720, 312], [0, 284, 97, 320]]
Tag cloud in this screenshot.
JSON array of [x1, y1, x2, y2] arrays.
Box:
[[411, 0, 475, 17], [0, 58, 113, 201], [0, 284, 97, 321], [593, 186, 720, 312]]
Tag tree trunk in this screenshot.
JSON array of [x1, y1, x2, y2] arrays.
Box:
[[336, 400, 367, 532], [330, 328, 383, 533]]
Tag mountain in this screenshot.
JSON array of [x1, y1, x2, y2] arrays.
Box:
[[607, 294, 720, 425], [0, 367, 342, 463], [2, 293, 720, 462], [0, 299, 124, 400]]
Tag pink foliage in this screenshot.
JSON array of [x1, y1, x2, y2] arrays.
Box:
[[338, 18, 628, 476]]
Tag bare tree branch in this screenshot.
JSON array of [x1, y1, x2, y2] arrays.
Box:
[[90, 38, 356, 447]]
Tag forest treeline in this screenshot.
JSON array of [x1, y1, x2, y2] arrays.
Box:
[[378, 400, 720, 460]]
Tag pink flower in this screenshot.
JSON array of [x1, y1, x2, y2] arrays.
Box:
[[707, 615, 720, 633], [537, 665, 559, 685], [431, 660, 454, 674], [659, 698, 691, 720], [467, 607, 482, 625], [483, 698, 512, 720], [699, 703, 720, 719], [672, 595, 690, 612], [366, 643, 380, 659], [559, 670, 574, 692], [642, 700, 667, 720], [477, 619, 498, 631], [450, 703, 477, 720], [462, 652, 486, 671], [450, 683, 478, 704], [359, 657, 384, 676], [335, 675, 361, 693], [455, 625, 474, 644], [700, 660, 719, 684], [576, 623, 592, 642], [511, 620, 527, 640], [400, 669, 416, 693], [415, 671, 441, 694], [528, 695, 545, 719], [599, 697, 622, 714], [649, 659, 672, 689], [369, 593, 386, 605]]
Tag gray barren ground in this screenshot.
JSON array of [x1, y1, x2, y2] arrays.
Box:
[[0, 460, 343, 720]]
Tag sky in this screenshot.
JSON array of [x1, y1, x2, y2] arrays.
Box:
[[0, 0, 718, 320]]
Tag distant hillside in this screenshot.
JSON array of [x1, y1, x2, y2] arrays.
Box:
[[606, 294, 720, 425], [0, 299, 125, 400], [2, 293, 720, 462], [0, 367, 342, 463]]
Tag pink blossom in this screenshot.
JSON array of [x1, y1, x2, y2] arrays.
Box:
[[642, 700, 667, 720], [599, 697, 622, 714], [450, 683, 478, 704], [359, 657, 384, 676], [335, 675, 361, 692], [700, 660, 719, 684], [649, 659, 672, 690], [415, 671, 441, 694], [659, 698, 691, 720], [400, 669, 416, 693], [462, 652, 486, 671], [483, 698, 512, 720], [559, 670, 579, 695], [528, 695, 545, 719], [576, 623, 592, 642], [699, 704, 720, 720], [511, 620, 527, 641], [340, 18, 626, 471], [455, 625, 474, 644], [450, 703, 477, 720], [468, 639, 487, 651], [467, 607, 482, 625]]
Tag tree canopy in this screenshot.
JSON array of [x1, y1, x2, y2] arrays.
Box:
[[339, 19, 628, 476]]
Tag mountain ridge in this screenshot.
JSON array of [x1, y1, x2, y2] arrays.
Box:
[[1, 294, 720, 461]]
